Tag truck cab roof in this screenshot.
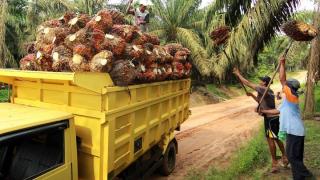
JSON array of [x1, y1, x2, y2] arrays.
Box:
[[0, 103, 73, 135]]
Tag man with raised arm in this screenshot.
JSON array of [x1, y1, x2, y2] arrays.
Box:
[[127, 0, 150, 32], [233, 68, 288, 173], [260, 56, 312, 180]]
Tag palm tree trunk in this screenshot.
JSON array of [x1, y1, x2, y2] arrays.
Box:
[[0, 0, 7, 68], [304, 1, 320, 118]]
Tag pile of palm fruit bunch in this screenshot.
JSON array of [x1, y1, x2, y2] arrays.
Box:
[[19, 9, 192, 86]]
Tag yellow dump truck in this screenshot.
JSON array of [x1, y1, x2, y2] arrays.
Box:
[[0, 69, 190, 180]]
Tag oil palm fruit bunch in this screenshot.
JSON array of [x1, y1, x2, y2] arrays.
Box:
[[210, 26, 231, 46], [19, 9, 193, 86], [281, 20, 318, 41], [52, 45, 72, 72]]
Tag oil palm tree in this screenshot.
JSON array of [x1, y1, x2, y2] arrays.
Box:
[[207, 0, 300, 80], [74, 0, 107, 15], [0, 0, 76, 68]]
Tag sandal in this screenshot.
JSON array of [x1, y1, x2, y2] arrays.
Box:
[[271, 166, 279, 173]]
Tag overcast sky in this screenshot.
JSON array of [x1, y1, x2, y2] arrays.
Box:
[[109, 0, 316, 11]]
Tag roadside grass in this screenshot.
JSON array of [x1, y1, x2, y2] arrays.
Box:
[[304, 121, 320, 171], [186, 127, 270, 180], [0, 89, 9, 102], [206, 84, 231, 99], [187, 120, 320, 180]]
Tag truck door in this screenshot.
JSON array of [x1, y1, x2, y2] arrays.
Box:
[[0, 120, 73, 180]]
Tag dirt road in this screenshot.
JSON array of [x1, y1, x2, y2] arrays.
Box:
[[151, 71, 307, 180]]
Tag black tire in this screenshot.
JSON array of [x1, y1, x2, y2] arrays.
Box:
[[159, 141, 176, 176]]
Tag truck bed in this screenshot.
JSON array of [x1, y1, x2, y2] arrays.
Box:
[[0, 69, 190, 179]]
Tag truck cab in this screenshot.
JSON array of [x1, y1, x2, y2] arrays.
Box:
[[0, 103, 78, 180]]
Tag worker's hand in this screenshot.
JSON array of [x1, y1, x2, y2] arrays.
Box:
[[232, 67, 240, 76], [255, 107, 263, 115], [246, 92, 254, 97], [276, 92, 282, 100], [279, 56, 286, 64]]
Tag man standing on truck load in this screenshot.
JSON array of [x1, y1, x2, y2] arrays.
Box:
[[233, 68, 288, 173], [127, 0, 150, 32], [259, 56, 313, 180]]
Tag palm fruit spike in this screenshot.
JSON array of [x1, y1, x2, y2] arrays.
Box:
[[109, 10, 125, 25], [59, 12, 76, 25], [68, 14, 90, 33], [110, 60, 137, 86], [86, 9, 113, 33], [90, 50, 113, 72], [172, 61, 184, 79], [37, 27, 70, 45], [35, 51, 53, 71], [35, 43, 54, 58], [64, 28, 88, 49], [52, 45, 72, 72], [112, 25, 139, 42], [69, 54, 90, 72], [210, 26, 231, 46], [174, 50, 189, 62], [164, 43, 184, 56], [125, 45, 145, 60], [184, 62, 192, 77], [90, 29, 105, 51], [20, 54, 40, 71], [281, 20, 318, 41], [100, 34, 127, 56], [73, 44, 94, 60], [164, 64, 173, 79], [133, 33, 160, 45]]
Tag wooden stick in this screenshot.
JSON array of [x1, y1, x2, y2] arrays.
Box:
[[257, 40, 293, 110], [222, 50, 248, 93], [125, 0, 133, 14]]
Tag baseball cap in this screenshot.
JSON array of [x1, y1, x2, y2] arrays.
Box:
[[259, 76, 273, 85], [286, 78, 300, 90]]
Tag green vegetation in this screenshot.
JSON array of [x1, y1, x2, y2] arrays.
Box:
[[0, 88, 9, 102], [314, 85, 320, 112], [300, 85, 320, 112], [304, 121, 320, 170], [206, 84, 230, 99], [187, 120, 320, 180]]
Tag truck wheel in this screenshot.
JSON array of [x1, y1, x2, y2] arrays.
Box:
[[160, 141, 176, 176]]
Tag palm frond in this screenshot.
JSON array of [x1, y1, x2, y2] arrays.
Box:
[[204, 0, 254, 29], [213, 0, 299, 80], [176, 27, 211, 75], [149, 29, 166, 39]]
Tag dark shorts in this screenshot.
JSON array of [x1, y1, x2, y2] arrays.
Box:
[[264, 116, 280, 139]]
